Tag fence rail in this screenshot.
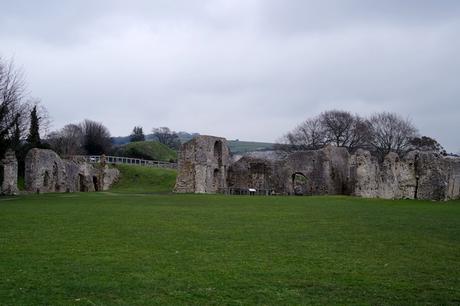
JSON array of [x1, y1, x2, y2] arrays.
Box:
[[218, 188, 282, 196], [78, 155, 177, 169]]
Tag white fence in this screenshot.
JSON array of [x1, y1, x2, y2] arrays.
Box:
[[80, 155, 177, 169]]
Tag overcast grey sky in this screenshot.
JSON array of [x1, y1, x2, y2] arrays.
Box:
[[1, 0, 459, 151]]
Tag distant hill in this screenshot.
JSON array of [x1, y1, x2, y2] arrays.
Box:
[[227, 140, 275, 154], [111, 132, 199, 146], [111, 141, 177, 162], [111, 132, 275, 154]]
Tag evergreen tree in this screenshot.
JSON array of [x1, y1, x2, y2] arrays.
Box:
[[130, 126, 145, 142], [27, 105, 41, 147], [10, 114, 21, 150]]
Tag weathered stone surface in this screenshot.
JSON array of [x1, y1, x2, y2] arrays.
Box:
[[25, 148, 119, 193], [282, 145, 351, 195], [228, 156, 282, 193], [175, 135, 230, 193], [101, 166, 120, 191], [175, 136, 460, 201], [227, 146, 351, 196], [1, 149, 19, 196], [349, 150, 460, 200]]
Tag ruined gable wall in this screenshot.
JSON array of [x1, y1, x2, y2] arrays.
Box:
[[174, 135, 230, 193]]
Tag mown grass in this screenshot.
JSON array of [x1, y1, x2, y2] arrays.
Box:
[[0, 192, 459, 305], [110, 165, 177, 194]]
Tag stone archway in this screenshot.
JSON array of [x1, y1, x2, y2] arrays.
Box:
[[292, 172, 309, 195]]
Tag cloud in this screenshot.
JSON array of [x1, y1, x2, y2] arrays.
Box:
[[1, 0, 459, 151]]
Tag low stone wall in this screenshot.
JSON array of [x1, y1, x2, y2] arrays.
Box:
[[25, 148, 119, 194]]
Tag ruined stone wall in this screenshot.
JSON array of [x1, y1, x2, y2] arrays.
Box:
[[175, 136, 230, 193], [349, 150, 418, 199], [214, 145, 352, 196], [25, 148, 119, 194], [1, 149, 19, 196], [280, 145, 351, 195], [175, 136, 460, 200], [349, 150, 460, 201], [227, 156, 285, 193]]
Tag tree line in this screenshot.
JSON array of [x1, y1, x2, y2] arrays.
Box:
[[278, 110, 445, 159], [130, 126, 181, 149]]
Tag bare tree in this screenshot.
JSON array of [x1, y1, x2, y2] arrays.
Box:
[[46, 124, 85, 156], [280, 117, 326, 150], [81, 119, 112, 155], [0, 57, 26, 157], [0, 57, 51, 157], [321, 110, 371, 150], [152, 127, 181, 149], [368, 112, 418, 158], [279, 110, 371, 151]]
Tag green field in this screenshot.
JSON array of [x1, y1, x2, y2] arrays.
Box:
[[1, 166, 460, 305], [110, 165, 176, 194]]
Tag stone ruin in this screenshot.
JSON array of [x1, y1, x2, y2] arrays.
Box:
[[174, 135, 230, 193], [0, 148, 120, 196], [25, 148, 119, 193], [1, 149, 19, 196], [175, 135, 460, 201]]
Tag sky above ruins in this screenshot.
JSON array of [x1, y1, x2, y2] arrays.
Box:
[[1, 0, 459, 151]]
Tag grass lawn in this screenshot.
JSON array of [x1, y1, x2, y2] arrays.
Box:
[[0, 192, 459, 305], [110, 165, 176, 194]]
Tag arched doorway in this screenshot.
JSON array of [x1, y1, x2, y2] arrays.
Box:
[[213, 168, 221, 191], [292, 172, 309, 195], [79, 174, 86, 192], [93, 176, 99, 192], [43, 171, 50, 189]]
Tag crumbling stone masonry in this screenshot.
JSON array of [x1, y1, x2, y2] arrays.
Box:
[[174, 135, 230, 193], [1, 149, 19, 196], [175, 135, 460, 201], [25, 148, 119, 193]]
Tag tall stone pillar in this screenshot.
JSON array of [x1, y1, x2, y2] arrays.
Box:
[[1, 149, 19, 196]]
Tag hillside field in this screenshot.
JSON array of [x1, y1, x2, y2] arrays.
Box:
[[0, 166, 459, 305], [110, 164, 176, 194], [112, 141, 177, 162]]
